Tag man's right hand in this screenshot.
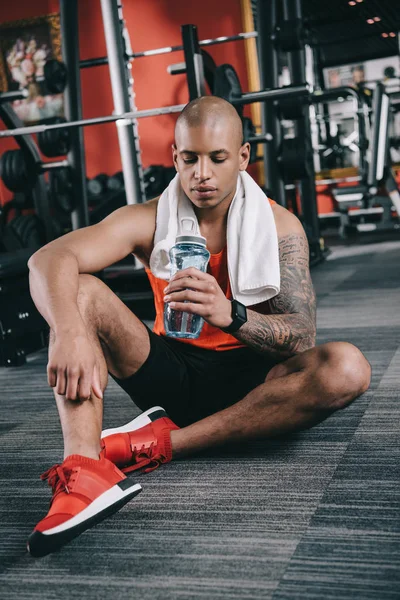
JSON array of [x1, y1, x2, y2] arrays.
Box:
[[47, 333, 103, 401]]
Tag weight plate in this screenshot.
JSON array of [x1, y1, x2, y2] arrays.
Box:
[[213, 64, 243, 117], [38, 117, 70, 157], [0, 150, 37, 193], [44, 59, 68, 94]]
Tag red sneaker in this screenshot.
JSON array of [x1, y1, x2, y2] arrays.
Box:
[[28, 455, 142, 557], [101, 407, 180, 474]]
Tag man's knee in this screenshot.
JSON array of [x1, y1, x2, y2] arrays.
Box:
[[313, 342, 371, 411]]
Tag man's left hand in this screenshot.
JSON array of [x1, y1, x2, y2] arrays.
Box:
[[163, 267, 232, 330]]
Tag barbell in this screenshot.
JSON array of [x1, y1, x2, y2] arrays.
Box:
[[0, 84, 310, 139], [80, 32, 259, 68], [0, 149, 68, 193], [0, 60, 68, 106]]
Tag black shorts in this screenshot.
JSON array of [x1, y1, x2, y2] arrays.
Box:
[[111, 324, 279, 427]]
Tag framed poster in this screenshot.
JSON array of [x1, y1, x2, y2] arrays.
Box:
[[326, 64, 365, 88], [0, 13, 64, 124]]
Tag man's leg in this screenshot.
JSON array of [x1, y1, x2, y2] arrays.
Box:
[[53, 274, 151, 459], [170, 342, 371, 457]]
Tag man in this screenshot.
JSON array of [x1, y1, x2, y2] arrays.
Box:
[[27, 97, 371, 557]]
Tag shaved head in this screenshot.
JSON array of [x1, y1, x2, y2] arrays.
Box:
[[172, 96, 250, 218], [175, 96, 243, 149]]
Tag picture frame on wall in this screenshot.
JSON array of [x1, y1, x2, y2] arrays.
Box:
[[325, 64, 365, 89], [0, 13, 64, 124]]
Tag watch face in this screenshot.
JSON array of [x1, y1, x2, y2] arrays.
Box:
[[237, 302, 247, 321]]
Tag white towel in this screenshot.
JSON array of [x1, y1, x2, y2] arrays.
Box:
[[149, 170, 280, 306]]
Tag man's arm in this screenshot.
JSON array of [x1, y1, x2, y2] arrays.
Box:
[[28, 201, 157, 334], [232, 219, 316, 361]]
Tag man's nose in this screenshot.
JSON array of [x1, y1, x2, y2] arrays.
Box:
[[195, 157, 211, 180]]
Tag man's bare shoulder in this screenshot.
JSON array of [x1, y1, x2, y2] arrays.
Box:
[[271, 202, 304, 238]]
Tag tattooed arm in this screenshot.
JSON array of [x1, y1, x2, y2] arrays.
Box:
[[232, 212, 316, 361]]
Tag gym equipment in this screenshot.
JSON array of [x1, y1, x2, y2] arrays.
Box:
[[49, 168, 75, 214], [0, 150, 37, 193], [144, 165, 176, 200], [0, 84, 309, 140], [321, 84, 400, 238], [0, 89, 29, 103], [0, 102, 56, 244], [43, 59, 68, 94], [0, 149, 69, 194], [99, 0, 146, 208], [1, 214, 46, 252], [89, 188, 127, 224], [0, 202, 49, 366], [107, 171, 124, 191], [256, 0, 324, 266], [37, 117, 71, 157], [168, 50, 217, 94], [242, 117, 258, 164], [87, 173, 109, 198], [80, 32, 258, 68], [279, 137, 313, 181], [101, 256, 156, 321], [0, 61, 66, 107], [0, 248, 49, 367], [214, 64, 244, 117]]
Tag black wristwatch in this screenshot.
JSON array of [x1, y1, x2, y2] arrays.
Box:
[[221, 299, 248, 333]]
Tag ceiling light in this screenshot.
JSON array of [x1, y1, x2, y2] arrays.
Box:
[[373, 17, 381, 22], [355, 0, 363, 3], [381, 32, 388, 37], [348, 1, 356, 5], [389, 32, 396, 37], [367, 18, 375, 24]]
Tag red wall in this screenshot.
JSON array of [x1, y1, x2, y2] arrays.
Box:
[[0, 0, 250, 206]]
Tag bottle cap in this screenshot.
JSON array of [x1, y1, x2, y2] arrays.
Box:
[[176, 217, 206, 246]]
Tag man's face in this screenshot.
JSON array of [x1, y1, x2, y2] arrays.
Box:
[[173, 122, 250, 210]]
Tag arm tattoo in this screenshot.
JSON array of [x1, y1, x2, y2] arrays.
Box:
[[233, 231, 316, 360]]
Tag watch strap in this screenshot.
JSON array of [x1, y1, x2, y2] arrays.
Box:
[[221, 299, 247, 333]]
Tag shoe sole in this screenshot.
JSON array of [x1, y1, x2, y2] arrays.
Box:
[[27, 479, 142, 558], [101, 406, 167, 439]]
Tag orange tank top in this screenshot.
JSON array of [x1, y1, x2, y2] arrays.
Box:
[[145, 198, 276, 351]]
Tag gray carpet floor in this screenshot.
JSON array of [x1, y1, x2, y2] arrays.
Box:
[[0, 238, 399, 599]]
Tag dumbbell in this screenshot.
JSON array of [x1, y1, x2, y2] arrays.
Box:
[[87, 174, 109, 199], [106, 171, 124, 192]]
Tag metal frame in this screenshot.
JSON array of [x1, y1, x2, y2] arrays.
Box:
[[256, 0, 286, 206], [0, 86, 309, 139], [368, 83, 390, 189], [80, 32, 259, 69], [282, 0, 321, 261], [313, 86, 370, 179], [0, 90, 28, 103], [60, 0, 89, 231], [0, 103, 54, 243], [100, 0, 145, 205], [181, 24, 206, 100]]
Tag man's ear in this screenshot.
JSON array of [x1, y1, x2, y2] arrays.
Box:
[[172, 144, 178, 169], [239, 142, 251, 171]]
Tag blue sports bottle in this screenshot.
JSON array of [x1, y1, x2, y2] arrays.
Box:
[[164, 218, 210, 339]]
